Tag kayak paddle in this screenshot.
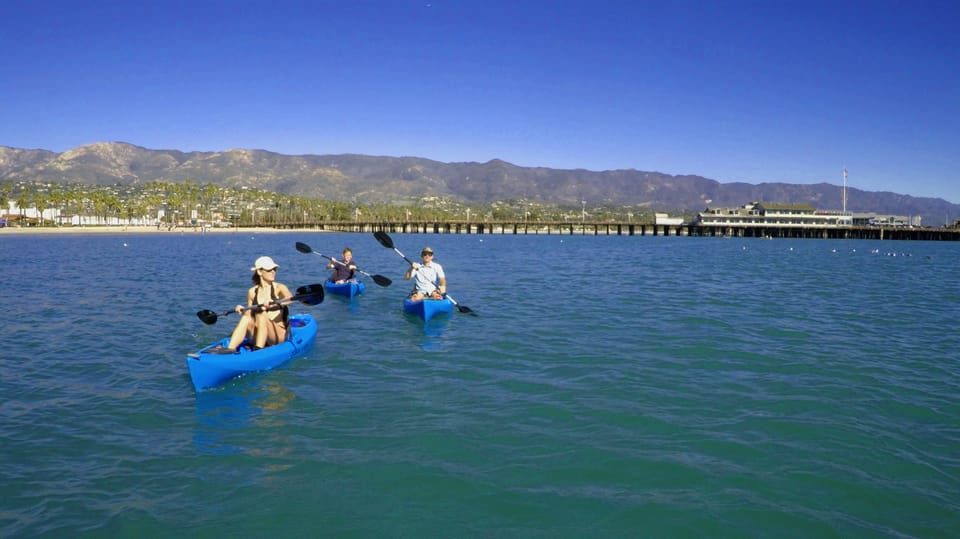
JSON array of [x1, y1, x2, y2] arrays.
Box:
[[373, 230, 416, 265], [372, 231, 475, 315], [196, 283, 325, 325], [443, 292, 476, 316], [295, 241, 392, 287]]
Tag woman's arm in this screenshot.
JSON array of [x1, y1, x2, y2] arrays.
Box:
[[237, 287, 255, 313]]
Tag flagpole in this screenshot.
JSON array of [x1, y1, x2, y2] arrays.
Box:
[[842, 166, 847, 216]]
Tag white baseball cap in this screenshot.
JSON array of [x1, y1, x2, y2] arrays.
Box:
[[251, 256, 279, 271]]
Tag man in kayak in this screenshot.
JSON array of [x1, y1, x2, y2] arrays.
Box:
[[219, 256, 294, 353], [326, 247, 358, 284], [404, 246, 446, 300]]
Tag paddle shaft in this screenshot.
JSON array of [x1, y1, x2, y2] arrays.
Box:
[[254, 290, 309, 310], [197, 284, 324, 324], [391, 246, 415, 266], [236, 290, 310, 316]]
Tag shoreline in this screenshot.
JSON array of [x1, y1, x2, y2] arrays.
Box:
[[3, 223, 958, 241], [0, 226, 323, 235]]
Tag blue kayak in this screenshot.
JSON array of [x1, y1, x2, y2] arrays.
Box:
[[186, 313, 318, 391], [324, 280, 366, 299], [403, 297, 454, 321]]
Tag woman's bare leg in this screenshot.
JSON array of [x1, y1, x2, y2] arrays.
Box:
[[227, 313, 254, 350]]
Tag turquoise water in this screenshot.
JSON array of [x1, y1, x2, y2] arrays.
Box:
[[2, 232, 958, 538]]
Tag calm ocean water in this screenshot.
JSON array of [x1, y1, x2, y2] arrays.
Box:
[[2, 231, 958, 538]]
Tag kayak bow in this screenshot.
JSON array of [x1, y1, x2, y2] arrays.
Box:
[[324, 280, 366, 299], [403, 297, 454, 322]]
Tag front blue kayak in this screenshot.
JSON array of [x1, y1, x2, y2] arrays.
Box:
[[403, 297, 454, 321], [324, 280, 366, 299], [186, 313, 318, 391]]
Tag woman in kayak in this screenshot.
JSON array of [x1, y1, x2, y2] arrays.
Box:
[[404, 246, 446, 300], [326, 247, 358, 284], [223, 256, 293, 352]]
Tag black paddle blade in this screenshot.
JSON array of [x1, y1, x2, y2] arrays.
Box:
[[372, 274, 392, 287], [373, 231, 394, 249], [294, 284, 325, 305], [445, 294, 477, 316], [196, 309, 220, 325], [295, 241, 313, 254]]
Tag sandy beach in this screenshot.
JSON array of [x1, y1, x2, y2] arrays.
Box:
[[0, 226, 322, 235], [0, 226, 326, 236]]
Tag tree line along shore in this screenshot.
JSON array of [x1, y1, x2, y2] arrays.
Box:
[[0, 179, 662, 230]]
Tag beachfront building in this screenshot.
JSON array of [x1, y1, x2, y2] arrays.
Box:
[[3, 200, 155, 227], [850, 213, 919, 227], [3, 201, 60, 226], [694, 202, 854, 227], [654, 213, 684, 225]]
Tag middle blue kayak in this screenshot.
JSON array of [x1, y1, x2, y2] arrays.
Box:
[[403, 297, 454, 321], [324, 280, 366, 299]]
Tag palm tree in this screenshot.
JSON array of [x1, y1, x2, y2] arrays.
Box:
[[143, 193, 164, 226], [0, 183, 11, 225], [33, 189, 50, 227], [161, 182, 185, 227], [62, 189, 83, 225], [201, 183, 219, 225], [104, 193, 122, 224], [90, 191, 109, 225], [47, 184, 66, 226], [16, 185, 33, 226]]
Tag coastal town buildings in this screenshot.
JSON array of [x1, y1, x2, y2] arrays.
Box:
[[694, 202, 917, 228]]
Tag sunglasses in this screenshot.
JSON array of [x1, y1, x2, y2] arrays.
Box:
[[261, 267, 277, 272]]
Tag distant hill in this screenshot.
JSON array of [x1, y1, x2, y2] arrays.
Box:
[[1, 142, 956, 225]]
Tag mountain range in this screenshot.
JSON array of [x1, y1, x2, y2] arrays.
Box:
[[1, 142, 956, 225]]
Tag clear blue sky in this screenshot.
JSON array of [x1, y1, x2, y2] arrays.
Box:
[[2, 0, 958, 203]]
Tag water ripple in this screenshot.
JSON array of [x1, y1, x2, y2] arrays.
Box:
[[2, 234, 958, 536]]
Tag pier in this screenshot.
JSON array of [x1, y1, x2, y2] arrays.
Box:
[[270, 220, 960, 241]]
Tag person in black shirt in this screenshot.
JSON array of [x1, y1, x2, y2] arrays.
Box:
[[327, 247, 358, 284]]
